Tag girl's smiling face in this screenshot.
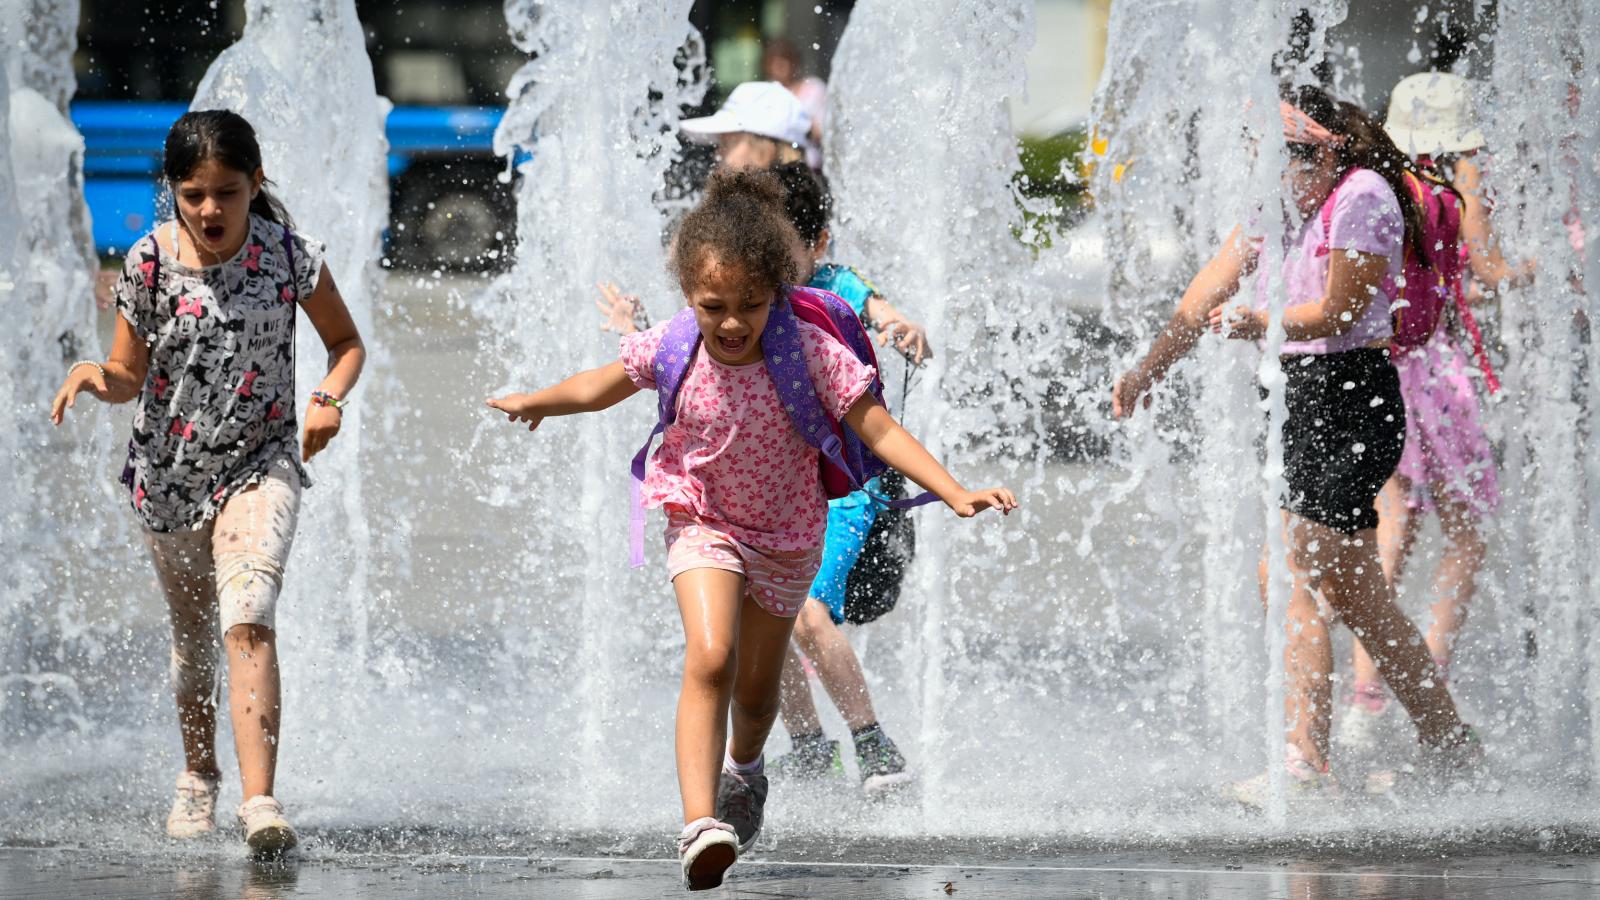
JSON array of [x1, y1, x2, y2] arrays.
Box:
[[173, 158, 262, 259], [687, 253, 772, 366]]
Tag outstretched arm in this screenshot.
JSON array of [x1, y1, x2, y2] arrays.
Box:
[[1210, 247, 1390, 342], [50, 316, 149, 424], [1112, 225, 1252, 418], [863, 294, 933, 364], [843, 395, 1016, 517], [1455, 157, 1535, 296], [485, 360, 639, 432]]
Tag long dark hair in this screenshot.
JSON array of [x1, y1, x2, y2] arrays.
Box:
[[1286, 85, 1453, 261], [162, 110, 294, 229], [669, 168, 799, 296]]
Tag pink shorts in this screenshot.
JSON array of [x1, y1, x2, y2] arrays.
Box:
[[664, 513, 821, 618], [1394, 332, 1500, 517]]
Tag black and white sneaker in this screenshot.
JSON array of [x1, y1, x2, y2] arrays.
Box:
[[715, 768, 768, 855], [677, 817, 738, 891]]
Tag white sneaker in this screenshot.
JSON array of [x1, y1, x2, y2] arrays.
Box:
[[237, 795, 297, 856], [1225, 744, 1340, 810], [166, 771, 220, 838], [1331, 695, 1395, 749], [677, 817, 738, 891]]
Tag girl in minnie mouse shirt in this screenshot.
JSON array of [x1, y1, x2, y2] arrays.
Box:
[[51, 110, 365, 856]]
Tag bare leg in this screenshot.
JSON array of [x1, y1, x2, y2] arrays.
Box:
[[778, 644, 824, 737], [1279, 516, 1336, 768], [1425, 495, 1487, 665], [1303, 516, 1465, 749], [727, 600, 801, 765], [789, 598, 879, 731], [1353, 476, 1421, 686], [206, 474, 300, 801], [673, 567, 744, 824], [225, 624, 281, 799], [148, 532, 222, 780]]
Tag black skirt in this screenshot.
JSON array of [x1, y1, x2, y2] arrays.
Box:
[[1272, 347, 1406, 534]]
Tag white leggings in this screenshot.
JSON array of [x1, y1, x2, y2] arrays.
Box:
[[144, 470, 301, 700]]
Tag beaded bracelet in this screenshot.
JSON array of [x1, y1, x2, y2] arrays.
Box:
[[68, 359, 106, 380], [310, 390, 347, 410]]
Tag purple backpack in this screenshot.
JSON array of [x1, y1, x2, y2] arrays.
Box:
[[628, 285, 936, 567]]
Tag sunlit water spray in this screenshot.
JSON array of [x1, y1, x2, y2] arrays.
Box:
[[477, 0, 707, 828], [187, 0, 395, 804], [3, 0, 1600, 857], [0, 0, 121, 752]]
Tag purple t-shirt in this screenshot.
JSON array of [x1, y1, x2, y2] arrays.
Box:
[[1255, 168, 1404, 355]]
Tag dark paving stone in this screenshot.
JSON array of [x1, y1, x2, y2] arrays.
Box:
[[6, 845, 1600, 899]]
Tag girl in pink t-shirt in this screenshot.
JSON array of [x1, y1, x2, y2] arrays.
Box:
[[486, 169, 1014, 891], [1112, 87, 1477, 806]]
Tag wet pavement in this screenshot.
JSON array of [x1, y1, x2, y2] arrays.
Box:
[[6, 842, 1600, 899]]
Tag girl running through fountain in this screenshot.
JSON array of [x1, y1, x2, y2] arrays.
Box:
[[489, 169, 1013, 890], [605, 162, 933, 796], [49, 110, 364, 854], [1340, 73, 1534, 753], [1112, 86, 1479, 805]]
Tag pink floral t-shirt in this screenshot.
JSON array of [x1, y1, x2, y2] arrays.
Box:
[[620, 320, 876, 552]]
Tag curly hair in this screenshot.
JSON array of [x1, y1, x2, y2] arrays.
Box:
[[771, 161, 832, 247], [670, 168, 800, 297]]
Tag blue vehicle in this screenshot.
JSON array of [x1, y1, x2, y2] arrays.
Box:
[[72, 101, 517, 269]]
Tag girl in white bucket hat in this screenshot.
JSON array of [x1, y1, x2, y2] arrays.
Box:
[[1340, 72, 1534, 755], [681, 81, 813, 171]]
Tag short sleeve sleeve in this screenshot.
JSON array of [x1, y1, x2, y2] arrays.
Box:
[[286, 230, 326, 301], [619, 322, 668, 391], [113, 234, 161, 343], [800, 322, 876, 420], [1328, 170, 1404, 260]]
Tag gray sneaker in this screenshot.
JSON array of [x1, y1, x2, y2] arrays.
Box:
[[769, 736, 844, 781], [715, 768, 768, 855], [854, 726, 914, 797]]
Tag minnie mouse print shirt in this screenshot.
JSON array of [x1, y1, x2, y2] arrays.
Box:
[[114, 214, 324, 532]]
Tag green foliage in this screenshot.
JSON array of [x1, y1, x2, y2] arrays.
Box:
[[1012, 129, 1092, 253]]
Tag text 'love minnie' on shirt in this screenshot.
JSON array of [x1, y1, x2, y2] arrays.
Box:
[[114, 214, 325, 533]]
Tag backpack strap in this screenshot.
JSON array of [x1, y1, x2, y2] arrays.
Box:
[[767, 295, 939, 512], [628, 308, 702, 567], [281, 226, 298, 302], [1313, 169, 1357, 256], [764, 298, 836, 453]]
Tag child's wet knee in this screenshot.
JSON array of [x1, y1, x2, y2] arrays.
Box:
[[215, 551, 284, 636], [685, 643, 737, 689], [223, 622, 275, 648]]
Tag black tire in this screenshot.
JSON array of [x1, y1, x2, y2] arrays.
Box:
[[393, 158, 515, 272]]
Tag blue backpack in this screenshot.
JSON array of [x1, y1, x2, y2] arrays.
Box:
[[628, 285, 937, 566]]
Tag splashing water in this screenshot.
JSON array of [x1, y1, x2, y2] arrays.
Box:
[[0, 0, 116, 751], [3, 0, 1600, 858], [1474, 0, 1600, 784], [475, 0, 706, 829]]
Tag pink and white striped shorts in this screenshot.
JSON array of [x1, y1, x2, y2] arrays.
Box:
[[664, 513, 821, 618]]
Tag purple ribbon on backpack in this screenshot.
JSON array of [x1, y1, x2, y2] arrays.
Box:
[[628, 289, 937, 568]]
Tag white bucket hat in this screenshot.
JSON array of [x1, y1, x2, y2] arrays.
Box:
[[1385, 72, 1486, 156], [680, 81, 812, 147]]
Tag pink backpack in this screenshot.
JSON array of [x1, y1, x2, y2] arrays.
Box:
[[1319, 169, 1459, 350], [1318, 168, 1499, 391]]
